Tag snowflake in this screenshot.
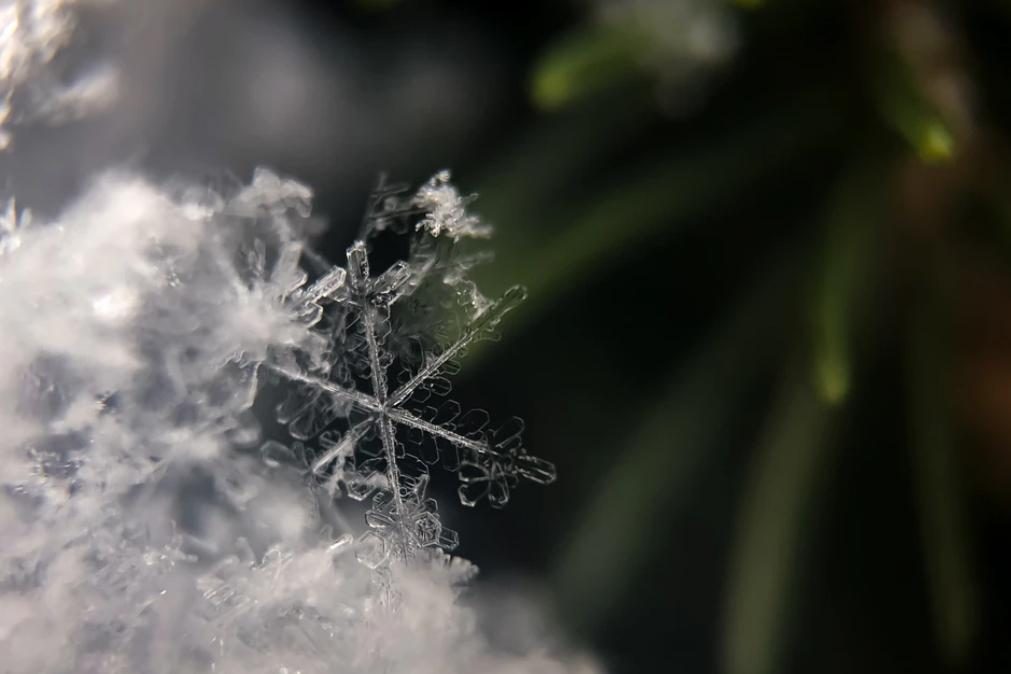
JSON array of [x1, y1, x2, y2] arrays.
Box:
[[268, 175, 555, 565]]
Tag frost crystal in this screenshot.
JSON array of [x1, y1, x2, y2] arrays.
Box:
[[412, 170, 493, 241], [0, 167, 580, 673], [271, 174, 555, 565]]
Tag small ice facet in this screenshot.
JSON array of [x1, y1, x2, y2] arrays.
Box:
[[412, 170, 492, 241]]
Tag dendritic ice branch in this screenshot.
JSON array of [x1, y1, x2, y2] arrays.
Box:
[[269, 173, 555, 567]]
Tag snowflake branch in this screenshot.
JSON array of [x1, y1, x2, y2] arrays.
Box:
[[311, 419, 371, 477], [347, 241, 413, 558], [386, 407, 496, 457], [388, 285, 527, 407], [264, 363, 381, 414]]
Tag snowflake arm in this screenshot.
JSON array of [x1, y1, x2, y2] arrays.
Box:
[[387, 284, 526, 408]]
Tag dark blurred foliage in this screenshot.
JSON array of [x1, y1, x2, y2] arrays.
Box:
[[18, 0, 1011, 671], [281, 1, 1011, 673]]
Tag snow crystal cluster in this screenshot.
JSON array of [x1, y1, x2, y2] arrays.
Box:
[[0, 168, 593, 673]]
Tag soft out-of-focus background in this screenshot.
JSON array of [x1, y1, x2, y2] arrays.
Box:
[[10, 0, 1011, 672]]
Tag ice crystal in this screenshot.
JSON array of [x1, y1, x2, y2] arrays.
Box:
[[0, 166, 583, 672], [412, 169, 492, 241], [0, 3, 586, 670], [270, 174, 555, 565]]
